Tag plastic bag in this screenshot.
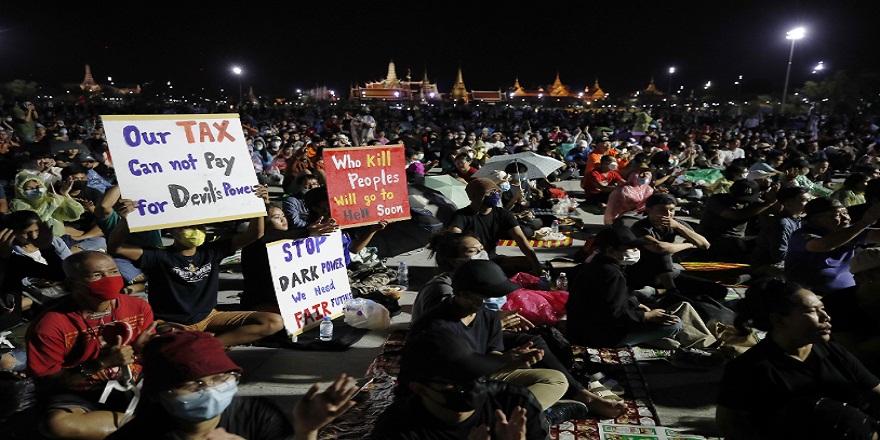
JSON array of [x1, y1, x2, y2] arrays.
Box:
[[343, 298, 391, 330], [502, 273, 569, 326]]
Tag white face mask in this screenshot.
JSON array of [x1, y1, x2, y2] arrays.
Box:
[[470, 250, 490, 261], [608, 162, 619, 170], [619, 249, 641, 265], [636, 177, 649, 186]]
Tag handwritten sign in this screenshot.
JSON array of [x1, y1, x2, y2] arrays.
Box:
[[266, 231, 352, 336], [324, 144, 410, 227], [100, 114, 266, 232]]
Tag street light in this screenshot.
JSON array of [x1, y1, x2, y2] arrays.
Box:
[[812, 61, 825, 74], [231, 66, 243, 107], [667, 67, 675, 99], [781, 27, 806, 112]]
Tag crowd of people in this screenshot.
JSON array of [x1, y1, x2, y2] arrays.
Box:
[[3, 98, 880, 439]]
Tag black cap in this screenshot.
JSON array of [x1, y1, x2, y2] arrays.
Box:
[[594, 224, 649, 249], [451, 260, 521, 298], [805, 197, 843, 218], [729, 179, 761, 203], [645, 193, 677, 208], [76, 153, 98, 163], [399, 330, 507, 385]]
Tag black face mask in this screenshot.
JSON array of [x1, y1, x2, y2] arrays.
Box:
[[435, 378, 489, 412], [72, 180, 87, 191]]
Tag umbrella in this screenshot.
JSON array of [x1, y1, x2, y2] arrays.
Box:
[[367, 218, 433, 258], [423, 174, 471, 209], [473, 152, 564, 180]]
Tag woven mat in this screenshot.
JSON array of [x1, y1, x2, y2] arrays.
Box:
[[680, 262, 749, 271], [499, 236, 574, 248], [321, 332, 662, 440]]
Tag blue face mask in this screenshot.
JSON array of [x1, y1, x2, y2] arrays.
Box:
[[160, 381, 238, 422], [483, 295, 507, 311], [482, 193, 501, 207], [500, 182, 511, 192], [24, 188, 46, 200]]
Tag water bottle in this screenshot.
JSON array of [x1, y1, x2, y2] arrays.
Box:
[[555, 272, 569, 291], [551, 219, 560, 234], [319, 316, 333, 341], [397, 262, 409, 288], [539, 270, 552, 290]]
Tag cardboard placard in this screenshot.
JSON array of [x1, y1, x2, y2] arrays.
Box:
[[101, 114, 266, 232], [266, 231, 352, 336], [323, 144, 410, 227]]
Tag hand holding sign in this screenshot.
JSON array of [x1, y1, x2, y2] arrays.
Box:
[[323, 145, 410, 227]]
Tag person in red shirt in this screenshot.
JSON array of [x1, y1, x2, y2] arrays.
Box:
[[26, 251, 156, 440], [584, 136, 619, 173], [449, 152, 478, 183], [581, 155, 625, 207]]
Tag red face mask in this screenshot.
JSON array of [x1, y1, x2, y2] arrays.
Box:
[[86, 276, 124, 301]]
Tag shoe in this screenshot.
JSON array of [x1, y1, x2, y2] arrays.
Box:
[[668, 347, 725, 369], [545, 400, 588, 425]]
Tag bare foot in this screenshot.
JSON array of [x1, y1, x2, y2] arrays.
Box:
[[586, 397, 627, 418]]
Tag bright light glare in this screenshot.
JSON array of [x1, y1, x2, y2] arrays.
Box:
[[668, 67, 676, 74], [232, 67, 242, 75], [786, 27, 806, 40]]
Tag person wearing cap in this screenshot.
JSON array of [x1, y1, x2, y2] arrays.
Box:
[[603, 162, 654, 225], [447, 178, 542, 275], [109, 187, 285, 347], [750, 186, 811, 277], [822, 247, 880, 376], [580, 154, 625, 207], [410, 261, 568, 411], [77, 152, 115, 194], [564, 139, 590, 173], [371, 330, 549, 439], [627, 194, 726, 302], [25, 251, 156, 440], [698, 179, 778, 261], [785, 197, 880, 296], [106, 330, 358, 440], [566, 225, 683, 348]]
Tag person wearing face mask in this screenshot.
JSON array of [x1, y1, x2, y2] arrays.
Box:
[[603, 163, 654, 225], [58, 164, 109, 253], [107, 330, 358, 440], [372, 329, 549, 440], [566, 225, 683, 348], [580, 155, 625, 208], [448, 179, 542, 275], [25, 251, 156, 440], [108, 187, 285, 347], [10, 171, 85, 237]]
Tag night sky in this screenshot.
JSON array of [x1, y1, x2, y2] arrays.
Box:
[[1, 0, 878, 99]]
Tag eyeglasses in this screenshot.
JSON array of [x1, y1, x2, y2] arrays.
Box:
[[165, 372, 240, 397]]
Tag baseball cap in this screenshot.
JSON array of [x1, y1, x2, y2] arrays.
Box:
[[850, 247, 880, 274], [465, 178, 500, 201], [805, 197, 843, 218], [399, 330, 507, 385], [729, 179, 761, 203], [451, 260, 521, 298], [141, 330, 242, 396], [594, 224, 650, 249]]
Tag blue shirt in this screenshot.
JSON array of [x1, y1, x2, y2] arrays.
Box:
[[784, 224, 867, 295]]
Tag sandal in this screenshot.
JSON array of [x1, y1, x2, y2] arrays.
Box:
[[587, 380, 626, 397]]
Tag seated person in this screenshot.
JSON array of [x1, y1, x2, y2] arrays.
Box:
[[580, 154, 624, 206], [448, 152, 478, 183], [604, 162, 653, 225], [824, 248, 880, 376], [1, 211, 71, 303], [698, 179, 777, 261], [487, 170, 542, 239], [750, 186, 809, 277], [109, 186, 285, 346], [830, 172, 868, 207], [716, 278, 880, 440], [785, 197, 880, 296], [566, 225, 682, 348], [447, 179, 541, 275], [283, 183, 323, 230], [26, 251, 155, 440], [108, 330, 357, 440], [807, 157, 833, 188], [60, 164, 107, 253], [628, 194, 726, 301], [371, 330, 548, 439], [9, 171, 84, 237], [707, 165, 745, 195]]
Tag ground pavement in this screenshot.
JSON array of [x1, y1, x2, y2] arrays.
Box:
[[226, 179, 724, 436]]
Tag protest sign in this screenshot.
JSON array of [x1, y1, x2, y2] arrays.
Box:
[[101, 114, 266, 232], [323, 144, 410, 227], [266, 230, 352, 336]]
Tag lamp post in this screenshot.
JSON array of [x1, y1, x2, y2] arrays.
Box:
[[232, 66, 242, 107], [667, 67, 675, 102], [781, 27, 805, 113]]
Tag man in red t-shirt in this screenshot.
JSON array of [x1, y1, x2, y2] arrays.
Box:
[[449, 152, 478, 183], [27, 251, 155, 440], [581, 154, 625, 206]]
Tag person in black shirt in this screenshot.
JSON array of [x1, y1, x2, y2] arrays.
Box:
[[698, 179, 777, 261], [372, 329, 549, 440], [109, 330, 358, 440], [447, 179, 540, 275]]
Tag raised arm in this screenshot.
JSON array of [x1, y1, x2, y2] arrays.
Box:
[[230, 185, 269, 251]]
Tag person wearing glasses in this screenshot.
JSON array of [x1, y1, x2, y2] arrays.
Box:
[[25, 251, 156, 440], [447, 179, 541, 275], [107, 330, 358, 440]]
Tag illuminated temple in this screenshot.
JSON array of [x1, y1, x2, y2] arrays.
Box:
[[350, 61, 441, 101], [508, 74, 606, 103]]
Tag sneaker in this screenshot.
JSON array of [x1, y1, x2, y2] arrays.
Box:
[[668, 347, 725, 369], [544, 400, 589, 425]]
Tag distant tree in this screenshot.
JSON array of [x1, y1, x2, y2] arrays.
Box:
[[801, 70, 880, 114], [0, 79, 40, 103]]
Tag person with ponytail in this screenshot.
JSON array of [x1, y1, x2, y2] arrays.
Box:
[[717, 277, 880, 439]]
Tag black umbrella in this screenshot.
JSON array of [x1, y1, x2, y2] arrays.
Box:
[[366, 218, 433, 258]]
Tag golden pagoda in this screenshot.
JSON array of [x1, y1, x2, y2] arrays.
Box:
[[548, 72, 571, 97], [644, 77, 664, 96], [350, 60, 439, 100], [588, 79, 606, 101], [80, 64, 101, 93], [512, 78, 528, 96], [451, 66, 468, 103]]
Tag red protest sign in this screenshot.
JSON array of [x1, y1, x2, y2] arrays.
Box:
[[324, 144, 411, 227]]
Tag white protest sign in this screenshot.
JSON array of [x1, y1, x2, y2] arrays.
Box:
[[266, 230, 352, 337], [101, 114, 265, 232]]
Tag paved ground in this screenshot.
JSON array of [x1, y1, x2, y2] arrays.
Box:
[[226, 178, 724, 435]]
